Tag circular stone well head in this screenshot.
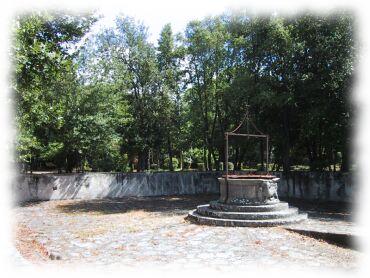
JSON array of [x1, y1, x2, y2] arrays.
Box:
[[219, 174, 280, 205]]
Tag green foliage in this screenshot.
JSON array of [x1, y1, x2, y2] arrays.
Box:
[[182, 148, 204, 164], [183, 161, 192, 170], [227, 162, 234, 171], [164, 157, 179, 170], [13, 11, 355, 173], [197, 163, 205, 171]]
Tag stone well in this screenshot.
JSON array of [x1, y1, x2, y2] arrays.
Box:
[[187, 175, 307, 227]]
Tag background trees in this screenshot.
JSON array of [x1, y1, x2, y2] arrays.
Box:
[[12, 12, 97, 172], [12, 11, 355, 173]]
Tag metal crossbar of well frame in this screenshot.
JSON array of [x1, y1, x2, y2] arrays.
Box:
[[224, 106, 269, 182]]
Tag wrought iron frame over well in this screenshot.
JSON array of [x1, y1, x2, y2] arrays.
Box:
[[224, 106, 269, 181]]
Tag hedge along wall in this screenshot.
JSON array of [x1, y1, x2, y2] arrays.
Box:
[[12, 171, 355, 204]]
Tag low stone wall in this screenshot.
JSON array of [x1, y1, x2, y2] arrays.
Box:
[[12, 172, 220, 203], [274, 172, 354, 203], [12, 171, 355, 203]]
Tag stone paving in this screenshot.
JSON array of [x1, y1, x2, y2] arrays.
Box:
[[281, 198, 355, 234], [13, 194, 362, 271]]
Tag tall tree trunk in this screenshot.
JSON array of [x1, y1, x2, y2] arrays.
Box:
[[29, 156, 33, 174], [147, 149, 150, 170], [180, 150, 183, 170], [137, 151, 148, 172], [157, 147, 160, 170], [234, 147, 239, 171], [282, 106, 291, 175], [260, 141, 265, 171], [341, 142, 349, 172], [207, 145, 212, 171], [203, 146, 207, 170], [167, 136, 174, 171], [210, 149, 218, 171], [218, 146, 224, 171]]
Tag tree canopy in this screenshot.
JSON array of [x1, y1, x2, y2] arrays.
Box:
[[12, 11, 355, 173]]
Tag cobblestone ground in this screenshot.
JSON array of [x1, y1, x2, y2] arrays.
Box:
[[281, 198, 356, 235], [13, 194, 361, 271]]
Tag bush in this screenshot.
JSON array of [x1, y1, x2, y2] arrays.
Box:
[[150, 163, 158, 170], [197, 162, 205, 171], [164, 157, 179, 170], [227, 162, 234, 171], [183, 161, 191, 170], [183, 148, 203, 164]]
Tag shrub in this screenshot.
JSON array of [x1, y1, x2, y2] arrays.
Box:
[[164, 157, 179, 170], [227, 162, 234, 171], [183, 161, 191, 170], [150, 164, 158, 170], [197, 162, 205, 171]]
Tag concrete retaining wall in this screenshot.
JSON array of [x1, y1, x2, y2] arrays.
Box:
[[12, 172, 220, 203], [12, 171, 355, 203], [273, 172, 354, 203]]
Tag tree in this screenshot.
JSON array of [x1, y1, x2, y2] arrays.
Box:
[[157, 23, 185, 170], [78, 15, 163, 171], [12, 11, 96, 172], [184, 17, 232, 170], [13, 11, 355, 173]]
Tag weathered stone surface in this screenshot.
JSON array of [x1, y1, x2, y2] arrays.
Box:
[[12, 171, 355, 204], [197, 204, 299, 220], [12, 172, 220, 203], [188, 177, 307, 227], [209, 200, 289, 212], [219, 178, 279, 205], [273, 171, 354, 202], [187, 210, 307, 227], [13, 195, 360, 270]]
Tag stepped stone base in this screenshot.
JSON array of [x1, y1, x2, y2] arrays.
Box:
[[187, 209, 307, 227], [186, 177, 307, 227]]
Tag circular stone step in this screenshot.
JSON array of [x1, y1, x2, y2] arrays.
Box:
[[209, 200, 289, 212], [196, 204, 299, 220], [186, 210, 307, 227]]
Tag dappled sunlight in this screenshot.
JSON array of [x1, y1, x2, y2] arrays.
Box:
[[56, 195, 217, 215], [13, 194, 361, 269]]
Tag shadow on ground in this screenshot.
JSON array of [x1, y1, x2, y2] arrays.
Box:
[[281, 198, 358, 250], [20, 194, 359, 250], [18, 200, 47, 208], [56, 194, 218, 215], [280, 197, 353, 221], [27, 195, 354, 221]]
